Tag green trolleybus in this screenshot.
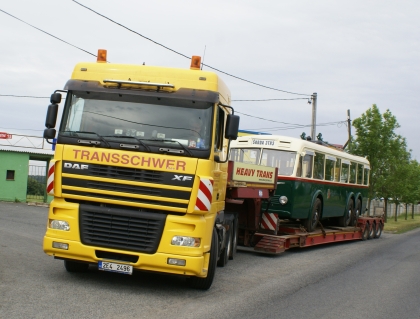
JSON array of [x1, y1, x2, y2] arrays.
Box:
[[230, 135, 370, 232]]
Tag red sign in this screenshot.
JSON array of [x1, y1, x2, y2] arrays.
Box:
[[0, 132, 12, 139]]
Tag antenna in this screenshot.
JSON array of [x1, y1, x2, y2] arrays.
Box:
[[201, 45, 206, 70]]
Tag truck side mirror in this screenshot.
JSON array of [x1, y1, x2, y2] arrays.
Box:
[[50, 93, 62, 104], [225, 114, 240, 140], [45, 103, 59, 129], [44, 128, 56, 139]]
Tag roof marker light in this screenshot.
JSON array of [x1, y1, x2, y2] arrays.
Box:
[[190, 56, 201, 70], [97, 49, 107, 62]]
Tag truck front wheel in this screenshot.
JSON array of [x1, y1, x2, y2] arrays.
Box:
[[187, 228, 218, 290]]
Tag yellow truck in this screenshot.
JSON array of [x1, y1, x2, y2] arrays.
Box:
[[42, 50, 277, 289]]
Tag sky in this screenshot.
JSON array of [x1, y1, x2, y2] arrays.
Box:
[[0, 0, 419, 159]]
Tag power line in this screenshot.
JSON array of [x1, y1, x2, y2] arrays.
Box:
[[0, 94, 49, 99], [71, 0, 311, 97], [232, 98, 308, 101], [0, 8, 97, 58], [0, 127, 43, 132]]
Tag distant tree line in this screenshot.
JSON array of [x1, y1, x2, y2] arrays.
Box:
[[349, 104, 420, 221]]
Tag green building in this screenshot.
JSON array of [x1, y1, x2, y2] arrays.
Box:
[[0, 148, 53, 203]]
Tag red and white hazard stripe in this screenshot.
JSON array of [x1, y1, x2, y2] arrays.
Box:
[[46, 160, 55, 195], [194, 178, 214, 211], [261, 212, 278, 231]]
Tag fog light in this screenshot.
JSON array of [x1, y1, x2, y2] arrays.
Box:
[[167, 258, 186, 266], [52, 242, 69, 250], [279, 196, 288, 205], [50, 220, 70, 231], [171, 236, 200, 247]]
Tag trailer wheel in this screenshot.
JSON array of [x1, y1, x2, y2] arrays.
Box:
[[64, 260, 89, 272], [367, 222, 375, 239], [229, 213, 239, 260], [217, 221, 232, 267], [374, 223, 383, 238], [187, 228, 218, 290], [303, 198, 321, 232], [338, 199, 354, 227], [361, 223, 369, 241]]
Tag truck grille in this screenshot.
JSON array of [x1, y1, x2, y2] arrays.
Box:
[[79, 204, 166, 254]]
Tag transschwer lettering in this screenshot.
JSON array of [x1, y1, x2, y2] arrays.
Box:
[[72, 149, 186, 171]]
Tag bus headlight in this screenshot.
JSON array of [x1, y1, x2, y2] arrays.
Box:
[[171, 236, 201, 247], [279, 196, 288, 205], [50, 220, 70, 231]]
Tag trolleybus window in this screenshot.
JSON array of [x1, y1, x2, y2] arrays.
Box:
[[230, 148, 260, 165], [260, 149, 296, 176], [357, 164, 363, 185], [314, 152, 325, 180], [350, 162, 357, 184], [325, 155, 336, 181], [363, 167, 370, 185]]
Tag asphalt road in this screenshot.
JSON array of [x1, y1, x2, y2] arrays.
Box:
[[1, 201, 419, 319]]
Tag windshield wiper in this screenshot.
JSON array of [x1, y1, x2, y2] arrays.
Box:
[[145, 138, 193, 157], [62, 131, 111, 148], [104, 135, 151, 152]]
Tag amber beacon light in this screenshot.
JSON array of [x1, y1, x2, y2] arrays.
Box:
[[97, 49, 107, 62], [190, 56, 201, 70]]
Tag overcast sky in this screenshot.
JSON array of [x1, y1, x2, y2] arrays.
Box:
[[1, 0, 419, 159]]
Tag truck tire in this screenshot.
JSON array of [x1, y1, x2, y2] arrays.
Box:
[[374, 223, 383, 238], [302, 198, 321, 232], [64, 260, 89, 272], [217, 220, 232, 267], [229, 213, 239, 260], [367, 222, 375, 239], [361, 224, 369, 241], [338, 200, 354, 227], [187, 228, 218, 290]]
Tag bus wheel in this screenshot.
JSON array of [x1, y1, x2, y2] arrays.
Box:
[[368, 222, 375, 239], [64, 260, 89, 272], [338, 200, 354, 227], [374, 223, 383, 238], [187, 228, 218, 290], [229, 213, 239, 260], [218, 221, 232, 267], [352, 199, 362, 226], [303, 198, 321, 232]]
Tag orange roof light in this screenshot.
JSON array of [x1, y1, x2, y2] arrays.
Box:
[[97, 49, 107, 62], [190, 56, 201, 70]]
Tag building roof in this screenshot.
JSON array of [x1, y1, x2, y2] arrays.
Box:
[[0, 146, 54, 156]]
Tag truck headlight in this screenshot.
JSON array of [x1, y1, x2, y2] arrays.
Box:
[[50, 220, 70, 231], [279, 196, 288, 205], [171, 236, 201, 247]]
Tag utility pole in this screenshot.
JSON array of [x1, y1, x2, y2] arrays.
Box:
[[343, 109, 352, 150], [310, 93, 317, 140]]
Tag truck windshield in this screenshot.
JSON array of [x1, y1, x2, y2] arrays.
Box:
[[60, 91, 213, 150]]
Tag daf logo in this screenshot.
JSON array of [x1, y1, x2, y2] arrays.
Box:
[[64, 163, 89, 170], [172, 175, 192, 182]]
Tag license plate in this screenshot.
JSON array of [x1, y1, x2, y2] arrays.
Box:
[[98, 261, 133, 275]]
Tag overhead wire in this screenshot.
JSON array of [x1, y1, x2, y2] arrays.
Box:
[[71, 0, 311, 97], [0, 8, 97, 58]]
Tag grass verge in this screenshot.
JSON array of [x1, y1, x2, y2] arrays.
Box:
[[383, 214, 420, 234]]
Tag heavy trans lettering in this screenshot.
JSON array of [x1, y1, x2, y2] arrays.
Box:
[[72, 149, 186, 171]]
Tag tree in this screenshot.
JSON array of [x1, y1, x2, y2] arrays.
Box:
[[402, 160, 420, 219], [351, 105, 410, 221]]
